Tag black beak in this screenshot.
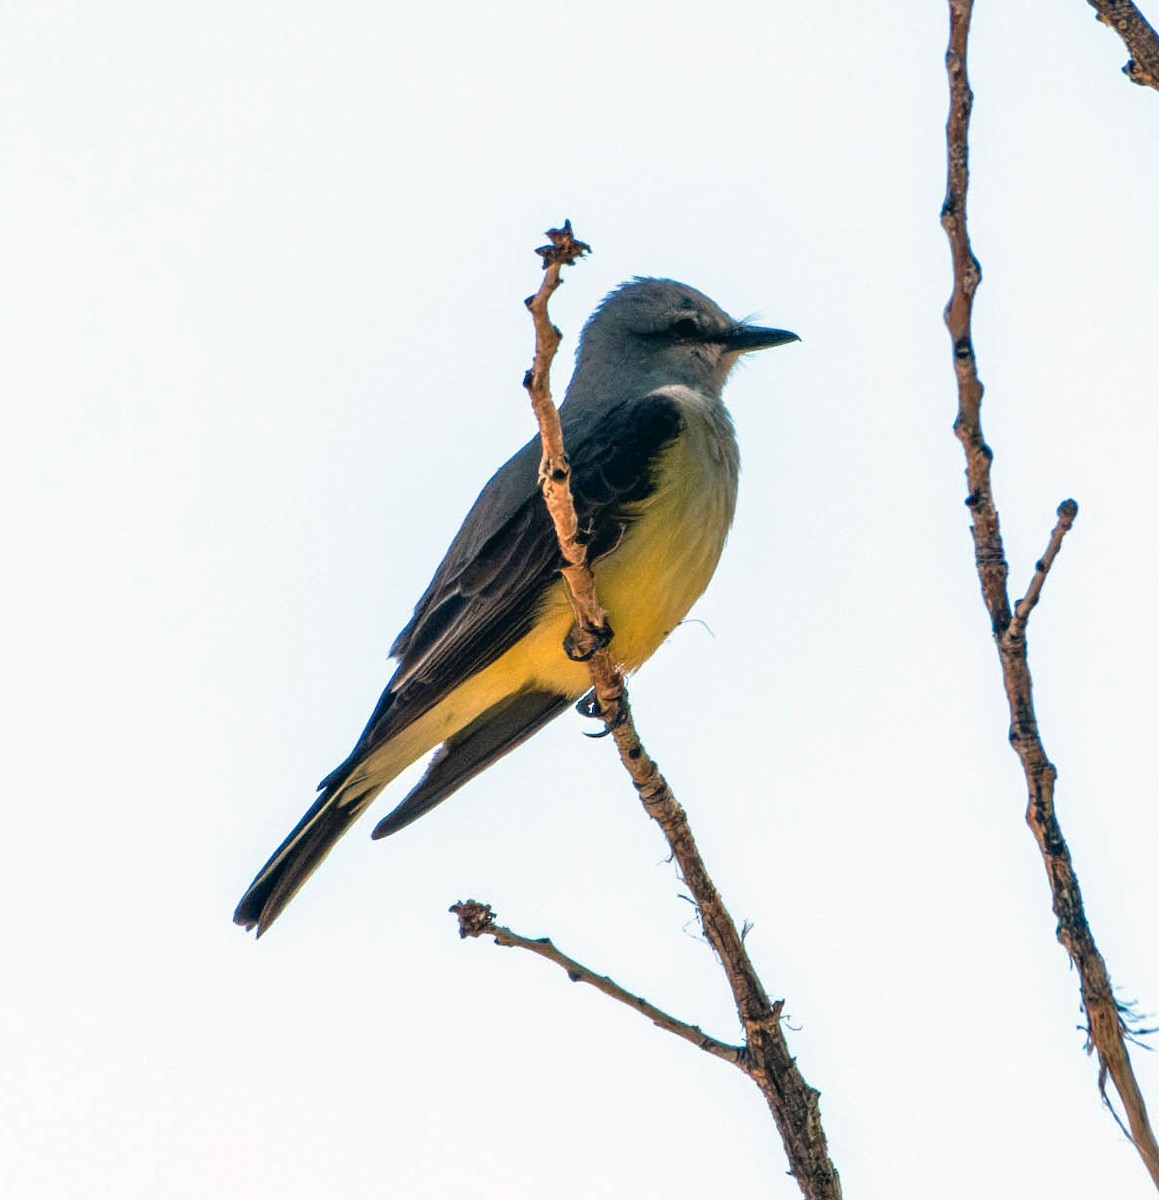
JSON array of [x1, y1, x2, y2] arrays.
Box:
[[724, 324, 800, 353]]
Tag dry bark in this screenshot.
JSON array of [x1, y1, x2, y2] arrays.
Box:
[[1085, 0, 1159, 91], [941, 3, 1159, 1188]]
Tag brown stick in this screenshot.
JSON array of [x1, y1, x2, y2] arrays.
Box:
[[508, 222, 842, 1198], [450, 900, 746, 1067], [523, 223, 616, 670], [941, 4, 1159, 1187], [1085, 0, 1159, 91]]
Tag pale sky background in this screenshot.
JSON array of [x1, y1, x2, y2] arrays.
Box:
[[3, 2, 1158, 1197]]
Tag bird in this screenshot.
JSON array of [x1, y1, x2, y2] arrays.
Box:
[[234, 277, 798, 935]]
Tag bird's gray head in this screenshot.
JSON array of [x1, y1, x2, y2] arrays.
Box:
[[564, 278, 797, 406]]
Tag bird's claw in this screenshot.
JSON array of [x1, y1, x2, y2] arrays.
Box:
[[575, 688, 628, 737], [563, 620, 614, 662]]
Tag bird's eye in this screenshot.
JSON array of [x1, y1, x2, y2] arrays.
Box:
[[669, 317, 699, 341]]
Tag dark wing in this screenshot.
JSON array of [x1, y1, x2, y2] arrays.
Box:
[[370, 689, 572, 838], [233, 393, 685, 934], [320, 391, 685, 790]]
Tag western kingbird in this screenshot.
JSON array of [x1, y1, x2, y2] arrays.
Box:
[[234, 278, 797, 934]]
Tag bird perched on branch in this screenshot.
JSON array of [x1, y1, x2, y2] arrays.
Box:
[[234, 278, 797, 935]]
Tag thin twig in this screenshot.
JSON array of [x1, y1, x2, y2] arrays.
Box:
[[450, 900, 745, 1067], [523, 223, 615, 671], [941, 4, 1159, 1188], [1006, 500, 1079, 643], [1085, 0, 1159, 91]]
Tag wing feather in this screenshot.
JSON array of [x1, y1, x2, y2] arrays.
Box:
[[326, 393, 685, 785]]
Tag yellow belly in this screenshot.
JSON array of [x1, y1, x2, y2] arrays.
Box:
[[351, 416, 736, 790]]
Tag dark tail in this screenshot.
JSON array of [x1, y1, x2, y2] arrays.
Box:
[[233, 783, 376, 936], [234, 689, 571, 935]]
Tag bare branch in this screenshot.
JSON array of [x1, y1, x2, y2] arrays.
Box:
[[450, 900, 745, 1067], [522, 221, 613, 666], [1006, 499, 1079, 644], [476, 224, 843, 1199], [941, 3, 1159, 1187], [1085, 0, 1159, 91]]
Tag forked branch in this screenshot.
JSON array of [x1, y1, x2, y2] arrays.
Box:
[[941, 3, 1159, 1187], [453, 223, 842, 1200]]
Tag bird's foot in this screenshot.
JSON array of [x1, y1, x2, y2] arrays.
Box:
[[575, 687, 628, 737], [563, 620, 614, 662]]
